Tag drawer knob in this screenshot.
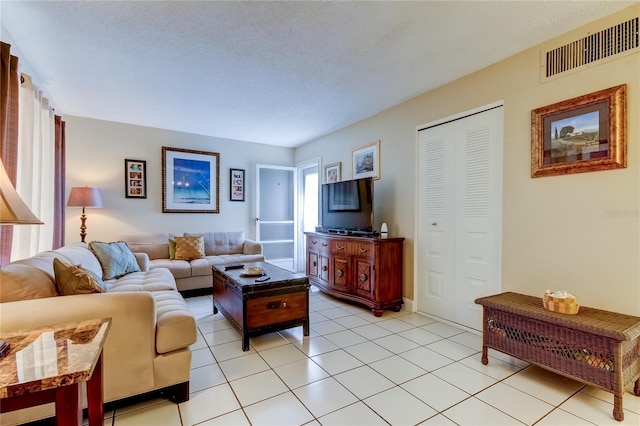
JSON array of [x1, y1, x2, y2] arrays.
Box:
[[322, 242, 328, 247], [312, 261, 317, 267], [312, 240, 317, 245], [337, 269, 344, 277], [360, 273, 367, 281], [322, 265, 328, 271]]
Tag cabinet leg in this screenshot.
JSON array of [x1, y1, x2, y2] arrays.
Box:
[[372, 309, 384, 317], [634, 378, 640, 396]]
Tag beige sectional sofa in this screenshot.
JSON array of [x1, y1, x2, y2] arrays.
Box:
[[0, 243, 196, 425], [122, 231, 265, 291]]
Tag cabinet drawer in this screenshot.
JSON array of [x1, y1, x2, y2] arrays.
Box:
[[308, 236, 330, 251], [332, 240, 373, 256], [246, 292, 308, 328]]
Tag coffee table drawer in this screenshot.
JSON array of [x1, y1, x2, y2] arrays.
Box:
[[246, 292, 307, 328]]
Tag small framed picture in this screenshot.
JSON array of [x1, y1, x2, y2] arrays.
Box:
[[324, 162, 341, 183], [230, 168, 245, 202], [352, 140, 380, 179], [125, 159, 147, 198]]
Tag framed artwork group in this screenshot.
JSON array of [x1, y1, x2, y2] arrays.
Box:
[[124, 159, 147, 198]]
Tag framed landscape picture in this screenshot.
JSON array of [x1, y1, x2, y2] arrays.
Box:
[[352, 140, 380, 179], [162, 146, 220, 213], [531, 85, 626, 178], [230, 168, 245, 201], [124, 159, 147, 198]]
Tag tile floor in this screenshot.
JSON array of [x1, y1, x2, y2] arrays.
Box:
[[101, 287, 639, 425]]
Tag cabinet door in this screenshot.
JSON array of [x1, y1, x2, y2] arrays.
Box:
[[331, 255, 351, 293], [319, 254, 330, 283], [354, 257, 374, 299], [307, 251, 319, 278]]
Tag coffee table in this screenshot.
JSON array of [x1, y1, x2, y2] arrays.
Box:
[[0, 318, 111, 425], [212, 262, 310, 351]]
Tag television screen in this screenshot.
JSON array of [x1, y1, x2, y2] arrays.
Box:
[[321, 177, 373, 232]]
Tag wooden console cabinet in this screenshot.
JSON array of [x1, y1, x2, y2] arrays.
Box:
[[305, 232, 404, 316]]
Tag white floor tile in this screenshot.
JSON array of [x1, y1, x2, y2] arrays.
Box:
[[397, 312, 436, 327], [432, 362, 497, 394], [421, 321, 465, 338], [203, 328, 242, 346], [443, 396, 523, 425], [274, 358, 330, 389], [369, 354, 428, 384], [259, 343, 307, 368], [459, 353, 525, 380], [351, 323, 393, 340], [333, 314, 371, 328], [294, 377, 358, 417], [343, 341, 394, 364], [209, 340, 256, 362], [376, 318, 416, 333], [179, 383, 241, 426], [189, 363, 227, 393], [190, 332, 209, 350], [197, 409, 250, 425], [503, 365, 584, 406], [398, 327, 443, 345], [229, 369, 289, 406], [311, 349, 363, 375], [559, 391, 640, 425], [426, 339, 478, 361], [401, 373, 470, 411], [419, 413, 458, 425], [113, 400, 181, 425], [322, 329, 367, 348], [372, 333, 419, 354], [334, 365, 395, 399], [476, 382, 554, 424], [218, 352, 270, 381], [364, 386, 437, 425], [316, 306, 352, 319], [448, 331, 483, 350], [581, 384, 640, 415], [191, 347, 216, 369], [535, 409, 596, 425], [249, 331, 290, 351], [243, 391, 314, 426], [318, 401, 388, 425], [292, 335, 339, 357], [399, 346, 453, 372]]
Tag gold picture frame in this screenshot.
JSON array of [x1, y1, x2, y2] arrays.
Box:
[[531, 84, 626, 178]]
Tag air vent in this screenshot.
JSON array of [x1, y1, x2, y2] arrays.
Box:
[[544, 17, 638, 80]]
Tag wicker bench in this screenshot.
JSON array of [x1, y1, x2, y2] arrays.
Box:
[[475, 292, 640, 421]]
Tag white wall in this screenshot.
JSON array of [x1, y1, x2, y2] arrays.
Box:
[[295, 5, 640, 315], [64, 116, 294, 243]]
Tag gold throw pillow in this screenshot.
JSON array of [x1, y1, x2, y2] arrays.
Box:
[[174, 235, 205, 260]]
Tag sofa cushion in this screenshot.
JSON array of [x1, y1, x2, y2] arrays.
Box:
[[174, 236, 205, 260], [105, 268, 177, 292], [89, 241, 141, 280], [53, 258, 106, 295], [120, 233, 174, 260], [186, 232, 244, 256], [0, 264, 58, 302], [152, 290, 197, 353], [150, 259, 192, 279]]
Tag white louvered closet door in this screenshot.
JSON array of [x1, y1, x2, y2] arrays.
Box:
[[417, 106, 503, 330]]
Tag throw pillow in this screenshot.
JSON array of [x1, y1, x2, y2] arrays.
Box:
[[53, 258, 106, 295], [174, 235, 205, 260], [168, 238, 177, 260], [89, 240, 141, 280]]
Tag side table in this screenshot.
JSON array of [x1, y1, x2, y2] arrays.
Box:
[[0, 318, 112, 425]]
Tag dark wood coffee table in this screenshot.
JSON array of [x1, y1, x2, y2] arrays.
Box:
[[212, 262, 310, 351]]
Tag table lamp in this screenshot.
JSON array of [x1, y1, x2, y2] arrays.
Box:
[[67, 186, 103, 243]]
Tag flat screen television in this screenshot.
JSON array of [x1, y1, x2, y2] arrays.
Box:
[[319, 177, 374, 235]]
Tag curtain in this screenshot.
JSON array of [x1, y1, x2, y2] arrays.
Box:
[[53, 115, 65, 249], [11, 74, 55, 260], [0, 42, 20, 265]]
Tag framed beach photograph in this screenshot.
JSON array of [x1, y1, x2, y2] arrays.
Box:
[[124, 159, 147, 198], [324, 162, 341, 183], [230, 168, 245, 201], [162, 146, 220, 213], [352, 140, 380, 179], [531, 84, 626, 178]]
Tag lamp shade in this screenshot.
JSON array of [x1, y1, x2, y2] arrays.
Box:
[[67, 187, 103, 208], [0, 157, 43, 224]]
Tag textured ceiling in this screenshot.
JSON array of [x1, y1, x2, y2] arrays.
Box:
[[0, 1, 634, 147]]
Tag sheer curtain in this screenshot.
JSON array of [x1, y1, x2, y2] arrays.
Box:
[[10, 74, 55, 260]]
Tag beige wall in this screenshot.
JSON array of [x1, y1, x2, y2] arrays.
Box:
[[65, 116, 294, 243], [295, 5, 640, 315]]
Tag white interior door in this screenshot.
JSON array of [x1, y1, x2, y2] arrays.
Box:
[[417, 105, 503, 330], [256, 165, 296, 271]]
